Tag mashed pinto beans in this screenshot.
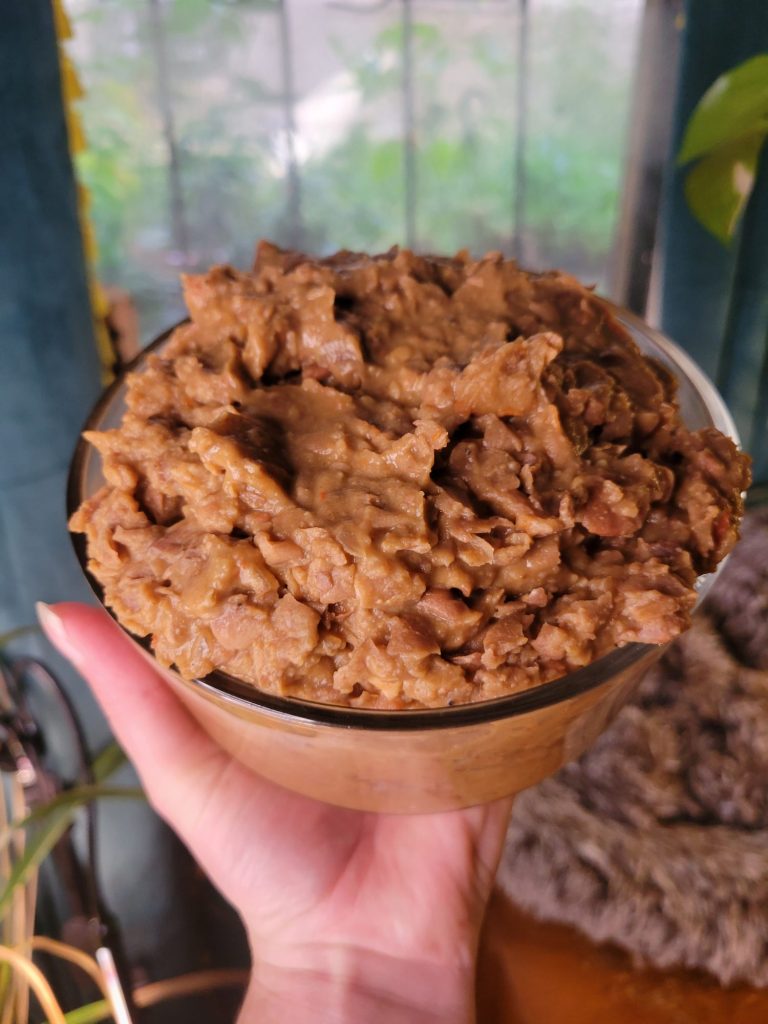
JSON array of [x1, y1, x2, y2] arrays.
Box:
[[71, 244, 751, 709]]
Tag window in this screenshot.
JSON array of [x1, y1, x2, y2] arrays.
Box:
[[68, 0, 645, 339]]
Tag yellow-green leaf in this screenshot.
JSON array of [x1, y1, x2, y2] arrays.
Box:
[[0, 782, 143, 916], [92, 740, 128, 783], [683, 132, 765, 243], [0, 625, 37, 648], [678, 54, 768, 166], [0, 783, 144, 848], [60, 999, 111, 1024], [0, 808, 73, 917]]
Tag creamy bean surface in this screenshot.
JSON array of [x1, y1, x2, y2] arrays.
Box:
[[71, 244, 750, 708]]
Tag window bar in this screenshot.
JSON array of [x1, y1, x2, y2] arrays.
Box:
[[147, 0, 189, 262], [512, 0, 529, 264], [277, 0, 303, 248], [401, 0, 417, 248], [609, 0, 683, 316]]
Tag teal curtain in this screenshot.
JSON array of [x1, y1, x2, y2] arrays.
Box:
[[0, 2, 102, 637], [658, 0, 768, 484], [0, 9, 248, 1011]]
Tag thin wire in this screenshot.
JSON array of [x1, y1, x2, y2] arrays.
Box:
[[0, 778, 15, 1024], [0, 946, 68, 1024], [0, 941, 248, 1023], [0, 665, 246, 1022], [27, 936, 110, 1000], [11, 776, 29, 1024], [5, 656, 136, 1014], [11, 658, 102, 925], [21, 870, 38, 1024], [0, 779, 10, 924], [134, 969, 248, 1007]]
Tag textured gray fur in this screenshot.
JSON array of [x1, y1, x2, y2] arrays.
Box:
[[499, 509, 768, 986]]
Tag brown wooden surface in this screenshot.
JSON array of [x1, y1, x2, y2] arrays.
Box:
[[476, 891, 768, 1024]]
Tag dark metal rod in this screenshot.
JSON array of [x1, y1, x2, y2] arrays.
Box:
[[277, 0, 303, 247], [401, 0, 417, 248], [147, 0, 189, 260], [608, 0, 683, 313], [3, 654, 136, 1011], [513, 0, 529, 262], [12, 656, 100, 926]]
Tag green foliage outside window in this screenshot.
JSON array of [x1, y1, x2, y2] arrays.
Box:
[[70, 0, 640, 337]]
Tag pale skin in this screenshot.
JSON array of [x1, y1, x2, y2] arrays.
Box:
[[38, 602, 513, 1023]]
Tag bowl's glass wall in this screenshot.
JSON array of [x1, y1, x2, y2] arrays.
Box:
[[160, 648, 660, 813]]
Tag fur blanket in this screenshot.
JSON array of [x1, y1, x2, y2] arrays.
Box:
[[499, 509, 768, 986]]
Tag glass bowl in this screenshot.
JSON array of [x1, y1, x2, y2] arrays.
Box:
[[67, 306, 739, 813]]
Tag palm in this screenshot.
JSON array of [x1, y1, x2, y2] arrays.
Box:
[[185, 762, 510, 960]]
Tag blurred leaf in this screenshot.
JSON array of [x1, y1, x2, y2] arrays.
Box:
[[0, 964, 9, 1019], [0, 784, 143, 916], [169, 0, 211, 33], [678, 54, 768, 165], [92, 740, 128, 783], [3, 784, 144, 841], [61, 999, 111, 1024], [0, 626, 37, 648], [471, 33, 515, 78], [0, 743, 137, 919], [369, 140, 400, 183], [683, 133, 765, 244], [377, 22, 442, 50], [0, 809, 72, 917], [68, 0, 635, 294]]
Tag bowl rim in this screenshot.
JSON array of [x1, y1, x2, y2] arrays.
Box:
[[67, 302, 737, 732]]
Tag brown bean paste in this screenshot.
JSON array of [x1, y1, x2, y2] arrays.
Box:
[[71, 244, 751, 708]]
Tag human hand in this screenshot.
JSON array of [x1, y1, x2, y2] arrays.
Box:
[[39, 603, 512, 1024]]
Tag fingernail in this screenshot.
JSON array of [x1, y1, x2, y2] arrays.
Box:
[[36, 602, 84, 668]]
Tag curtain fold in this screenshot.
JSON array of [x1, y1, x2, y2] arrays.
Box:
[[0, 11, 249, 1014], [0, 0, 101, 635], [719, 161, 768, 477], [658, 0, 768, 482]]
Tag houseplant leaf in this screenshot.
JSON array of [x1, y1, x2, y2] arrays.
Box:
[[0, 626, 37, 648], [683, 132, 765, 243], [678, 54, 768, 165], [1, 784, 144, 848], [0, 808, 73, 917], [91, 741, 128, 783], [61, 999, 111, 1024]]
